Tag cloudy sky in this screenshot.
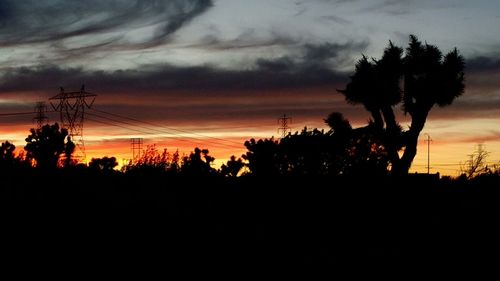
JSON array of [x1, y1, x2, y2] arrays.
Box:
[[1, 0, 500, 174]]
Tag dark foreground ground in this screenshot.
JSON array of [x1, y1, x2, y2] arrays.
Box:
[[1, 172, 499, 275]]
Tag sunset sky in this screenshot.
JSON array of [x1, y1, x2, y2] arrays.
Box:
[[1, 0, 500, 175]]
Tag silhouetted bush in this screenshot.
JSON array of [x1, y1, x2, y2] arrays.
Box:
[[243, 124, 389, 177], [180, 147, 217, 176], [24, 123, 75, 170], [122, 145, 180, 175], [89, 156, 118, 173]]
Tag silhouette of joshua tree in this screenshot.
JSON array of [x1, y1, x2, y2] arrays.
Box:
[[338, 35, 465, 175], [24, 123, 75, 170]]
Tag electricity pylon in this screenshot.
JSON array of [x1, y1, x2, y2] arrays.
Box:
[[49, 85, 96, 162], [278, 114, 292, 138], [33, 101, 48, 129], [131, 138, 143, 163]]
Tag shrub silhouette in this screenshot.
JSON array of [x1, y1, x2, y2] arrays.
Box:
[[24, 123, 75, 170], [243, 119, 389, 177], [181, 147, 216, 176], [0, 141, 17, 169], [89, 156, 118, 172], [122, 145, 180, 174], [243, 138, 281, 176], [220, 155, 244, 177]]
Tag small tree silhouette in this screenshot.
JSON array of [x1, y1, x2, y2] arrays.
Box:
[[0, 141, 16, 167], [24, 123, 75, 170], [181, 147, 216, 176], [460, 145, 490, 179], [122, 145, 180, 174], [0, 141, 28, 171], [89, 156, 118, 172], [338, 35, 465, 175], [243, 138, 281, 176], [220, 155, 244, 177]]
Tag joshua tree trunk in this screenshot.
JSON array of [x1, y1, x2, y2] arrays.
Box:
[[381, 106, 398, 132], [392, 106, 431, 175], [379, 105, 401, 170], [369, 109, 384, 131]]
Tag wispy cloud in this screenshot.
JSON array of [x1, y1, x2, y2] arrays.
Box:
[[362, 0, 456, 16], [0, 0, 213, 47]]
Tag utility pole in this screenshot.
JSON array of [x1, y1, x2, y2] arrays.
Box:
[[278, 114, 292, 138], [131, 138, 143, 163], [49, 85, 96, 162], [33, 101, 48, 129], [424, 133, 432, 174]]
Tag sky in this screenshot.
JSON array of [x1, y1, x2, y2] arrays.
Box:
[[1, 0, 500, 175]]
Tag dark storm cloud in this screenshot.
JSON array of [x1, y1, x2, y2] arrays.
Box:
[[363, 0, 454, 16], [319, 15, 351, 25], [303, 42, 356, 61], [459, 55, 500, 96], [188, 29, 298, 51], [0, 63, 342, 95], [0, 0, 212, 46], [0, 41, 366, 95], [466, 56, 500, 73]]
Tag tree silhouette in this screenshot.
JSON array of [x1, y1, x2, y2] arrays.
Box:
[[62, 137, 76, 167], [243, 138, 281, 176], [324, 112, 352, 135], [181, 147, 216, 176], [24, 123, 75, 170], [242, 120, 390, 177], [279, 128, 335, 176], [89, 156, 118, 172], [0, 141, 16, 167], [460, 145, 490, 179], [339, 35, 465, 175], [0, 141, 27, 171], [122, 145, 180, 174], [220, 155, 244, 177]]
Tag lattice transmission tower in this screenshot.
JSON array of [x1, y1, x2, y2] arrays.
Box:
[[131, 138, 143, 163], [49, 85, 96, 161], [33, 101, 48, 129], [278, 114, 292, 138]]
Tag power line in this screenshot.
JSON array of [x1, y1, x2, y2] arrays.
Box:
[[185, 124, 276, 131], [0, 111, 37, 117], [89, 107, 243, 147], [86, 117, 164, 136], [87, 111, 238, 148], [86, 116, 206, 145], [86, 111, 242, 149], [91, 108, 242, 145]]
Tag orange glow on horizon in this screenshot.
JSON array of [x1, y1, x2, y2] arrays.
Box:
[[4, 119, 499, 176], [1, 87, 499, 176]]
